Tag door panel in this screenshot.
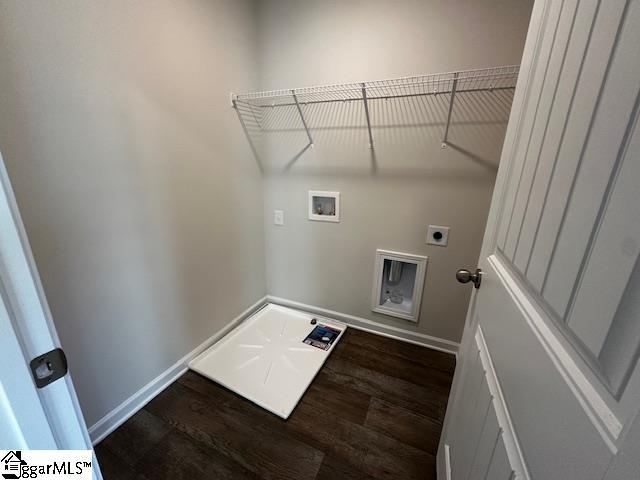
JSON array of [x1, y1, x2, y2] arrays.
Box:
[[513, 0, 628, 293], [484, 440, 513, 480], [501, 0, 578, 261], [496, 0, 563, 253], [450, 352, 493, 480], [512, 0, 598, 273], [567, 118, 640, 385], [478, 256, 613, 479], [439, 0, 640, 478], [542, 3, 640, 321], [447, 323, 527, 480], [467, 404, 500, 480], [491, 0, 640, 423]]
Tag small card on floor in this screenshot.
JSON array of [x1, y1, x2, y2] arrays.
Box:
[[303, 324, 341, 350]]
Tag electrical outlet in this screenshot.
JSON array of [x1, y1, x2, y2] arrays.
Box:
[[274, 210, 284, 226], [427, 225, 449, 246]]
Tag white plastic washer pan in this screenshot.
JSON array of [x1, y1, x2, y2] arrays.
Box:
[[189, 303, 346, 419]]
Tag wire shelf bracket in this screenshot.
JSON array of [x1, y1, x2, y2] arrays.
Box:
[[292, 90, 314, 148], [441, 72, 459, 149], [232, 98, 263, 172], [361, 83, 374, 149], [231, 65, 519, 157]]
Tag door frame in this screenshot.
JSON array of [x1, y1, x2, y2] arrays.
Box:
[[0, 151, 102, 478]]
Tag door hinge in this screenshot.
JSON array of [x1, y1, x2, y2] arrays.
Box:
[[29, 348, 68, 388]]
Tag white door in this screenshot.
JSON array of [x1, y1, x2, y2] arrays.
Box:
[[0, 152, 102, 478], [438, 0, 640, 479]]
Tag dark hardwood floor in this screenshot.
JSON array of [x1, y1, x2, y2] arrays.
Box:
[[95, 328, 456, 480]]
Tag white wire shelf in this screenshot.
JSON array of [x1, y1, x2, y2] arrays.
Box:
[[231, 65, 519, 153], [233, 65, 518, 107]]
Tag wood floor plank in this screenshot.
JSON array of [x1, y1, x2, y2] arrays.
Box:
[[96, 329, 454, 480], [297, 372, 371, 425], [315, 455, 378, 480], [145, 381, 324, 480], [100, 409, 171, 467], [94, 444, 147, 480], [339, 329, 456, 374], [135, 429, 262, 480], [365, 397, 444, 453], [322, 356, 449, 421], [182, 370, 429, 478], [181, 364, 371, 427], [177, 370, 272, 416], [335, 339, 454, 395], [284, 398, 436, 480]]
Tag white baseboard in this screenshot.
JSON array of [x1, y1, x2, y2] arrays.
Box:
[[88, 296, 268, 445], [89, 294, 457, 445], [266, 295, 459, 355]]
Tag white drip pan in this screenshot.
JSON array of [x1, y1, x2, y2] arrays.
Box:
[[189, 303, 346, 418]]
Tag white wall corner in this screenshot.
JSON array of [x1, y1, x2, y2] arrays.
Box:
[[88, 296, 268, 445]]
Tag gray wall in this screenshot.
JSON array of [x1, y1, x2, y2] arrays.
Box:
[[0, 0, 266, 427], [257, 0, 533, 343], [0, 0, 533, 428]]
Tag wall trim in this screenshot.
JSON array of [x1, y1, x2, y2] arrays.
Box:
[[88, 296, 268, 445], [267, 295, 459, 355], [444, 444, 452, 480]]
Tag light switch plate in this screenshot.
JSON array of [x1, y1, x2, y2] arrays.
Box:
[[427, 225, 449, 246], [274, 210, 284, 226]]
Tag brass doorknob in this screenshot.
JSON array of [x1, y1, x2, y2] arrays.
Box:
[[456, 268, 482, 289]]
